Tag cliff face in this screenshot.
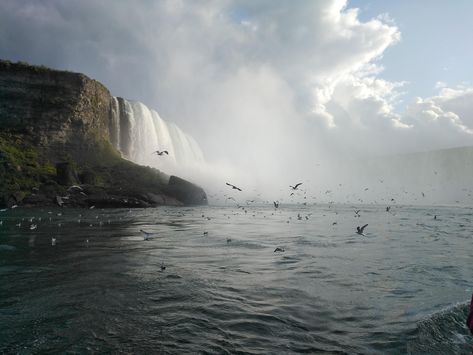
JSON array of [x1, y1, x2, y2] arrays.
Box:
[[0, 61, 113, 164], [0, 60, 207, 207]]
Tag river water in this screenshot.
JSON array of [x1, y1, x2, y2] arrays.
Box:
[[0, 204, 472, 354]]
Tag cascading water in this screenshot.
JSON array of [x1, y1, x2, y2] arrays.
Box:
[[109, 97, 205, 178]]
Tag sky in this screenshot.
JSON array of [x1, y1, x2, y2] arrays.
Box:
[[0, 0, 472, 193]]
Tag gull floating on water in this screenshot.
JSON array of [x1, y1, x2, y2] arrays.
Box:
[[274, 247, 285, 252], [140, 229, 153, 240]]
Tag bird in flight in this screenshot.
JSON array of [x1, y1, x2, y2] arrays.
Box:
[[152, 150, 169, 156], [354, 210, 361, 217], [226, 183, 242, 191], [290, 183, 302, 190], [273, 201, 279, 208], [356, 224, 368, 236]]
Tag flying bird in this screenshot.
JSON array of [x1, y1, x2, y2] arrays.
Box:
[[354, 210, 361, 217], [356, 224, 368, 236], [226, 183, 242, 191], [273, 201, 279, 208], [152, 150, 169, 156], [290, 183, 303, 190]]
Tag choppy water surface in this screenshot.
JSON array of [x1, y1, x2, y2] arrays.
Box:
[[1, 204, 472, 354]]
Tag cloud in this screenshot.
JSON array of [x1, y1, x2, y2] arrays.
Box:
[[0, 0, 472, 189]]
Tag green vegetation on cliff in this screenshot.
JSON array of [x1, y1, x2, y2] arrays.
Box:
[[0, 59, 71, 73], [0, 58, 207, 207], [0, 133, 57, 204]]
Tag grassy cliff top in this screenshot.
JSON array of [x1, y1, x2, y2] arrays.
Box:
[[0, 59, 78, 74]]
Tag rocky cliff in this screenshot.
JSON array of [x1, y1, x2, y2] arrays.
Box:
[[0, 60, 207, 208]]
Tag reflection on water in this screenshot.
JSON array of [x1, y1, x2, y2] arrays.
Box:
[[0, 204, 472, 353]]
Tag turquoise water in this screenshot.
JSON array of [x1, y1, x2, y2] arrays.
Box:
[[0, 204, 472, 354]]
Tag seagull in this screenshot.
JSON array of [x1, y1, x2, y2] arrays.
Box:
[[140, 229, 153, 240], [274, 247, 285, 252], [30, 224, 37, 230], [152, 150, 169, 156], [290, 183, 302, 190], [160, 262, 166, 271], [273, 201, 279, 208], [356, 224, 368, 236], [386, 206, 391, 212], [51, 237, 56, 246], [354, 210, 361, 217], [226, 183, 242, 191]]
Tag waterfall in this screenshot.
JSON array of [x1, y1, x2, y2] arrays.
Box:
[[109, 97, 205, 176], [109, 97, 120, 148]]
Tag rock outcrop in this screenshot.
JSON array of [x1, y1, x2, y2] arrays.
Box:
[[0, 60, 207, 208], [165, 176, 208, 205]]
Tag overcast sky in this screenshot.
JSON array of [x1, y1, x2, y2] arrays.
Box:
[[1, 0, 472, 185]]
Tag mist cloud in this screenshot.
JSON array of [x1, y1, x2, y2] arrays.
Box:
[[0, 0, 472, 189]]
